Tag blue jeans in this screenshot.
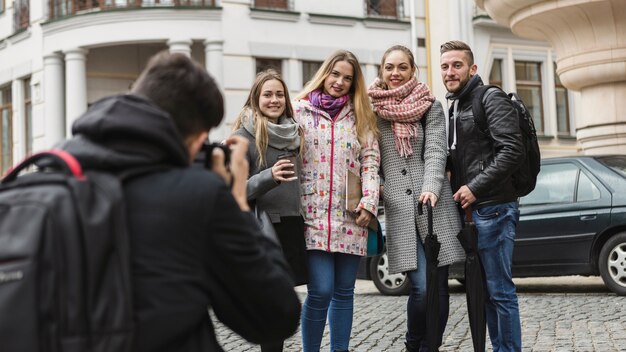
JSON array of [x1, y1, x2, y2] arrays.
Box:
[[405, 239, 450, 352], [473, 201, 522, 352], [301, 250, 361, 352]]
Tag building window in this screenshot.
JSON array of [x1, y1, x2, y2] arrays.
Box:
[[0, 86, 13, 175], [489, 59, 503, 88], [366, 0, 398, 18], [256, 58, 282, 75], [253, 0, 289, 10], [515, 61, 544, 134], [554, 63, 570, 135], [302, 61, 322, 87], [13, 0, 29, 32], [48, 0, 215, 20], [24, 78, 33, 156]]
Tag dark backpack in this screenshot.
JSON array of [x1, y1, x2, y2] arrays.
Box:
[[0, 150, 134, 351], [471, 85, 541, 197]]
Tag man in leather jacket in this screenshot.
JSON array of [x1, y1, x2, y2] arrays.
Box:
[[440, 40, 524, 352]]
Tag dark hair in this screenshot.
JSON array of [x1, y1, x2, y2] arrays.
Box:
[[131, 51, 224, 138], [440, 40, 474, 66]]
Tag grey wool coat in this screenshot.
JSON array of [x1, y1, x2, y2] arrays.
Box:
[[378, 100, 465, 274]]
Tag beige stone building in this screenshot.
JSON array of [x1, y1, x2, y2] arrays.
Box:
[[476, 0, 626, 156]]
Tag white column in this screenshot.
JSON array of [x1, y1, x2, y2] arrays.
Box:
[[544, 49, 557, 137], [167, 39, 193, 57], [287, 58, 302, 92], [64, 48, 88, 137], [365, 64, 378, 87], [44, 53, 65, 147], [204, 39, 224, 89], [505, 47, 516, 93]]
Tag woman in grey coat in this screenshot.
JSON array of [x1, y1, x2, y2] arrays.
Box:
[[232, 69, 306, 352], [368, 45, 465, 352]]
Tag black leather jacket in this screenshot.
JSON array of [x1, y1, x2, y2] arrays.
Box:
[[446, 75, 524, 209]]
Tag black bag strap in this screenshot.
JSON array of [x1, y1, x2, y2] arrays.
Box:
[[471, 84, 499, 135]]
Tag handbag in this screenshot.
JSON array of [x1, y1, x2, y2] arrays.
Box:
[[366, 218, 385, 257]]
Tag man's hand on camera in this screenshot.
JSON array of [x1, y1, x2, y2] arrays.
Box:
[[222, 136, 250, 212]]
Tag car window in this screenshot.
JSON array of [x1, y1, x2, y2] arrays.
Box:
[[520, 163, 577, 205], [596, 155, 626, 178], [576, 171, 601, 202]]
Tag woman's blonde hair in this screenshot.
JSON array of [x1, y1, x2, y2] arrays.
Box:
[[233, 69, 302, 167], [297, 50, 378, 142]]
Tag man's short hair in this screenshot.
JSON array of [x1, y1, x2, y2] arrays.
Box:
[[440, 40, 474, 66], [131, 51, 224, 138]]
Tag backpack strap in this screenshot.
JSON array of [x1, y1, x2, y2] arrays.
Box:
[[2, 149, 86, 183], [471, 84, 499, 135]]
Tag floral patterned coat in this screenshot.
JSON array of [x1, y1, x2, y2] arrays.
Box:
[[293, 99, 380, 256]]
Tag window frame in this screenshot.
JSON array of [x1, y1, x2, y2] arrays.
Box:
[[255, 57, 283, 75], [554, 63, 570, 136], [302, 60, 322, 89], [515, 60, 545, 135], [0, 85, 13, 175], [365, 0, 399, 19], [253, 0, 290, 11]]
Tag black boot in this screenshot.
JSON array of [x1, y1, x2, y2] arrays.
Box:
[[404, 342, 419, 352]]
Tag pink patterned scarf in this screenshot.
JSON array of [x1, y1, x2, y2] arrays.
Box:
[[368, 77, 434, 157]]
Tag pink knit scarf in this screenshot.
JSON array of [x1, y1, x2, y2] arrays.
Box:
[[368, 77, 434, 157]]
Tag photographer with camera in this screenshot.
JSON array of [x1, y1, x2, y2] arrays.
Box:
[[59, 52, 301, 352], [232, 69, 307, 352]]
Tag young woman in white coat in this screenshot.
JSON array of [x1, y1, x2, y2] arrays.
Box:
[[293, 50, 380, 352], [232, 69, 305, 352], [368, 45, 465, 351]]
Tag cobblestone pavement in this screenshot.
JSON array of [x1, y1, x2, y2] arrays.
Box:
[[212, 277, 626, 351]]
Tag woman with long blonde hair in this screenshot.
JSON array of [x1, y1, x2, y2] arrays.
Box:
[[232, 69, 306, 352], [293, 50, 380, 352]]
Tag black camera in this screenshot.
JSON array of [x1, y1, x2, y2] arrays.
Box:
[[200, 141, 230, 170]]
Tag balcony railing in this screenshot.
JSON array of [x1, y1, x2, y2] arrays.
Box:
[[14, 0, 30, 32], [365, 0, 400, 19], [252, 0, 292, 11], [48, 0, 216, 20]]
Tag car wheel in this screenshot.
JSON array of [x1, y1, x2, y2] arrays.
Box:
[[598, 232, 626, 296], [369, 252, 410, 296]]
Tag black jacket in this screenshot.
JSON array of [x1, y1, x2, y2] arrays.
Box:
[[59, 95, 301, 352], [446, 75, 524, 208]]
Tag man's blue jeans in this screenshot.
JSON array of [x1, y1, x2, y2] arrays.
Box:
[[301, 250, 361, 352], [473, 201, 522, 352], [405, 237, 450, 352]]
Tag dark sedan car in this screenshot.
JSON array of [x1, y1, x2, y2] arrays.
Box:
[[362, 155, 626, 296]]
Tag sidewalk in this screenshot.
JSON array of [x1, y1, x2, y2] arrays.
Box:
[[214, 276, 624, 351]]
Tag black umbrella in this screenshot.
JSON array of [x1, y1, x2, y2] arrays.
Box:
[[456, 207, 486, 352], [418, 200, 441, 352]]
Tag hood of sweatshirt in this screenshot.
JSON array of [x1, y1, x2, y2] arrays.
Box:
[[57, 94, 190, 171]]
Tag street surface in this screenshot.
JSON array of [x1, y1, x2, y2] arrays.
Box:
[[212, 276, 626, 351]]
